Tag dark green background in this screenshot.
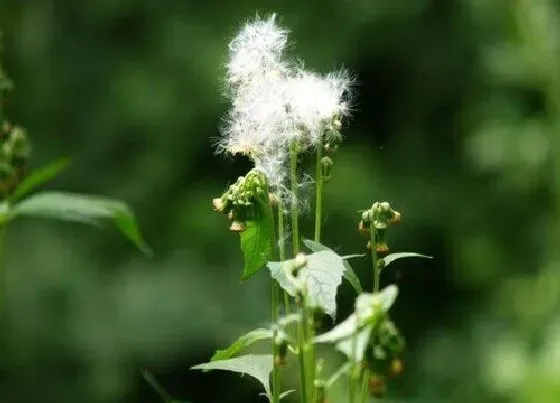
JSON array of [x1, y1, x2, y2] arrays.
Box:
[[1, 0, 560, 402]]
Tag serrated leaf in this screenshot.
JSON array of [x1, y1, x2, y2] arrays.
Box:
[[382, 252, 433, 267], [211, 329, 273, 361], [192, 354, 273, 397], [240, 220, 271, 280], [268, 250, 345, 318], [10, 158, 70, 202], [303, 239, 363, 294], [12, 191, 150, 255]]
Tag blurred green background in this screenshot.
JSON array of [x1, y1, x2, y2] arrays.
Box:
[[1, 0, 560, 402]]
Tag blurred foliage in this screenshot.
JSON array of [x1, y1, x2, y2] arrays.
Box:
[[1, 0, 560, 402]]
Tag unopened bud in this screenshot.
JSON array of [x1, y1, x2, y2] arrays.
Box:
[[274, 333, 288, 367], [388, 210, 401, 225], [212, 198, 224, 212], [268, 192, 279, 206], [376, 242, 389, 255], [320, 156, 333, 183], [388, 358, 404, 378], [368, 374, 386, 399], [358, 220, 370, 238], [229, 220, 246, 232], [380, 202, 390, 212]]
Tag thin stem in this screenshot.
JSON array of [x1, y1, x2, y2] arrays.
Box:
[[297, 302, 309, 403], [277, 203, 291, 317], [0, 224, 5, 315], [370, 210, 379, 293], [289, 143, 299, 254], [142, 369, 173, 403], [360, 370, 368, 402], [265, 200, 281, 403], [349, 320, 358, 403], [314, 146, 323, 242]]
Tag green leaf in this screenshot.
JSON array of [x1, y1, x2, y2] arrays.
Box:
[[335, 325, 374, 362], [12, 191, 151, 255], [315, 286, 399, 360], [211, 329, 273, 361], [268, 250, 345, 318], [279, 390, 295, 400], [326, 363, 352, 388], [259, 390, 295, 401], [192, 354, 273, 397], [303, 239, 363, 294], [315, 314, 360, 344], [240, 220, 271, 280], [382, 252, 433, 267], [10, 158, 70, 202]]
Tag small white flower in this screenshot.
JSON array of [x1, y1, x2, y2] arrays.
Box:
[[227, 14, 290, 88]]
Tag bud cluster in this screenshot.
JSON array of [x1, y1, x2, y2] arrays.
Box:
[[212, 169, 271, 232], [359, 201, 401, 255], [361, 316, 405, 398], [0, 120, 30, 197]]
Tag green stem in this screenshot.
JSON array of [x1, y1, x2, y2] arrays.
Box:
[[277, 203, 291, 317], [349, 320, 358, 403], [370, 210, 379, 293], [142, 369, 173, 403], [314, 146, 323, 242], [266, 200, 281, 403], [290, 143, 299, 254], [297, 301, 309, 403], [360, 370, 368, 403]]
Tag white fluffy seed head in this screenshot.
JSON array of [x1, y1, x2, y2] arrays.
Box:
[[227, 14, 290, 88], [220, 14, 354, 201], [284, 69, 353, 145]]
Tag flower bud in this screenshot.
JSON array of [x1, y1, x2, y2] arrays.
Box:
[[229, 220, 246, 232], [388, 358, 404, 378], [212, 198, 225, 212], [380, 201, 390, 212], [320, 156, 333, 183], [268, 192, 278, 206], [388, 210, 401, 225], [358, 220, 370, 238], [376, 242, 389, 256], [274, 333, 288, 367], [368, 374, 386, 398]]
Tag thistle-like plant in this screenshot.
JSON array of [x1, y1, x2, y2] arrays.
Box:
[[0, 32, 149, 313], [150, 13, 430, 403]]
